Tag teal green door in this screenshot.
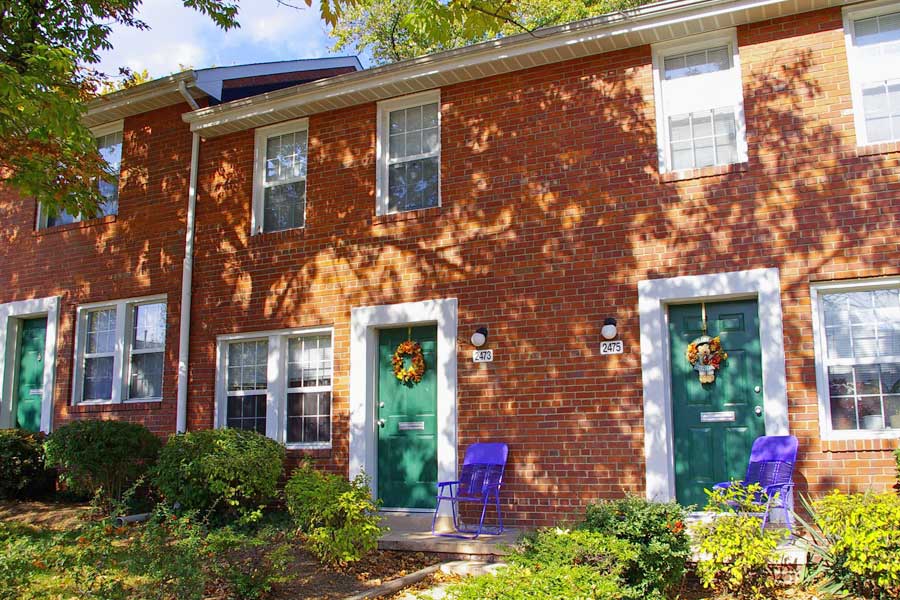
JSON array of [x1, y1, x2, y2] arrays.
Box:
[[377, 325, 438, 509], [15, 318, 47, 432], [669, 300, 764, 508]]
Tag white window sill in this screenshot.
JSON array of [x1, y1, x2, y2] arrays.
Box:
[[285, 442, 332, 451], [821, 429, 900, 442]]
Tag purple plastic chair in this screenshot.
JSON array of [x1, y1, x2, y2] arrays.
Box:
[[713, 435, 798, 532], [432, 443, 508, 539]]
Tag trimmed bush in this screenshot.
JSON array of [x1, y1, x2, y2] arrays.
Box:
[[284, 462, 383, 565], [0, 429, 54, 499], [153, 428, 284, 521], [44, 420, 160, 503], [582, 495, 691, 597], [801, 490, 900, 599], [445, 528, 639, 600]]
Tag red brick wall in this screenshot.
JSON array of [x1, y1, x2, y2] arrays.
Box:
[[190, 7, 899, 526], [0, 102, 195, 436], [2, 7, 898, 527]]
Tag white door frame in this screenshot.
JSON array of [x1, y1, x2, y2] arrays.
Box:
[[637, 268, 789, 502], [0, 296, 61, 433], [349, 298, 458, 512]]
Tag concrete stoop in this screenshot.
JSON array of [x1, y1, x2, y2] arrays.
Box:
[[378, 512, 518, 559]]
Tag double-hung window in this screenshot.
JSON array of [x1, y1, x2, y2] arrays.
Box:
[[252, 118, 308, 234], [39, 121, 123, 229], [73, 296, 167, 404], [376, 90, 440, 215], [812, 279, 900, 438], [844, 4, 900, 146], [652, 31, 748, 173], [217, 328, 333, 448]]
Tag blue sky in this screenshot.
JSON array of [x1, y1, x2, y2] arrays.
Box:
[[96, 0, 363, 80]]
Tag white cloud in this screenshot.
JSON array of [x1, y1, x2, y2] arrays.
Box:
[[96, 0, 349, 79]]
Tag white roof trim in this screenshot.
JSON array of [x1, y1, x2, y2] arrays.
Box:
[[183, 0, 850, 138]]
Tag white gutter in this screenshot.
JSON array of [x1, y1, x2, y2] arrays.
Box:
[[176, 132, 200, 433], [178, 81, 201, 110]]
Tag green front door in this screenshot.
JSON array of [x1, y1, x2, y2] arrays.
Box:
[[669, 300, 764, 508], [377, 325, 438, 509], [15, 318, 47, 432]]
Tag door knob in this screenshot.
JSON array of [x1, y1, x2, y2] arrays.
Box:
[[379, 402, 385, 408], [377, 419, 385, 428], [754, 406, 763, 416], [754, 386, 761, 393]]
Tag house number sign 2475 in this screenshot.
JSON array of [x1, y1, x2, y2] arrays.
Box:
[[600, 340, 624, 355]]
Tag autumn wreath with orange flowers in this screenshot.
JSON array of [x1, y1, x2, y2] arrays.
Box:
[[686, 335, 728, 383], [392, 340, 426, 384]]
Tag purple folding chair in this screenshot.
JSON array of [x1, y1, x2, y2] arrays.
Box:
[[713, 435, 798, 533], [432, 443, 508, 539]]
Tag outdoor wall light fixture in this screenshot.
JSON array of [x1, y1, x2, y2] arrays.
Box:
[[600, 318, 618, 340], [470, 327, 488, 347]]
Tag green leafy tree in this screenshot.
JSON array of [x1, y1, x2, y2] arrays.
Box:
[[0, 1, 238, 217], [328, 0, 650, 64]]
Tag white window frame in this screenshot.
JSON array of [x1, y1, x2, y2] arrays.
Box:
[[251, 118, 309, 235], [125, 300, 167, 401], [843, 0, 900, 147], [810, 276, 900, 441], [651, 30, 748, 174], [37, 120, 124, 229], [71, 294, 167, 405], [375, 90, 441, 216], [214, 326, 334, 449]]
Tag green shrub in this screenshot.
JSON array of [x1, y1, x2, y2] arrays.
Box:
[[0, 429, 54, 500], [284, 462, 383, 565], [44, 420, 161, 503], [445, 563, 624, 600], [153, 428, 284, 522], [799, 490, 900, 599], [446, 528, 639, 600], [582, 495, 691, 597], [694, 484, 787, 599]]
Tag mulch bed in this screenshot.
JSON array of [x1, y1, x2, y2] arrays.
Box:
[[269, 549, 444, 599]]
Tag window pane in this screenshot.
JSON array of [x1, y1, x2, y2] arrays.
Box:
[[263, 181, 306, 232], [885, 395, 900, 429], [830, 396, 858, 430], [46, 209, 80, 228], [668, 109, 738, 170], [286, 391, 331, 444], [227, 341, 268, 391], [858, 397, 884, 430], [854, 365, 881, 394], [130, 352, 163, 399], [264, 130, 307, 184], [84, 356, 114, 401], [133, 303, 166, 350], [664, 46, 730, 79], [86, 308, 117, 354], [226, 394, 266, 434], [828, 366, 855, 397], [288, 335, 332, 388], [387, 156, 439, 213], [97, 130, 122, 215], [388, 103, 439, 161]]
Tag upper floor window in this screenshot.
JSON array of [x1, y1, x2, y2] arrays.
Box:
[[376, 90, 440, 215], [216, 328, 333, 448], [72, 295, 167, 404], [652, 31, 748, 173], [252, 118, 308, 234], [812, 278, 900, 439], [844, 4, 900, 146], [38, 121, 123, 229]]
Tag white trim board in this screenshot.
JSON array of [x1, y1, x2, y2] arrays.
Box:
[[637, 268, 788, 502], [0, 296, 61, 433], [349, 298, 458, 513]]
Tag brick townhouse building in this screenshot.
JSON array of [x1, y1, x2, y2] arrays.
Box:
[[1, 0, 899, 526]]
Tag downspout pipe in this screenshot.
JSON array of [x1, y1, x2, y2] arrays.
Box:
[[176, 131, 200, 433]]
